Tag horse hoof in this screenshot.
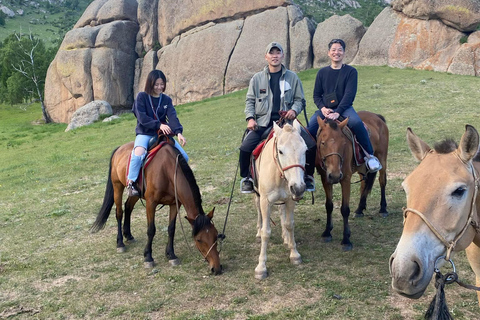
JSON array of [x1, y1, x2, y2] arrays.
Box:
[[126, 237, 136, 243], [321, 236, 332, 243], [255, 270, 268, 280], [290, 256, 302, 265], [169, 258, 180, 266], [355, 212, 364, 218], [117, 247, 126, 253], [342, 244, 353, 252], [144, 261, 154, 269], [380, 211, 389, 218]]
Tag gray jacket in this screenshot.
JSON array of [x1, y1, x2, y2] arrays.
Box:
[[245, 65, 305, 127]]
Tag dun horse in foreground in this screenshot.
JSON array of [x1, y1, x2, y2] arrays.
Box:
[[90, 140, 222, 274], [316, 111, 389, 251], [253, 120, 307, 279], [390, 125, 480, 311]]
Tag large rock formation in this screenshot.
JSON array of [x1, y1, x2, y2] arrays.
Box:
[[44, 0, 480, 124], [391, 0, 480, 32]]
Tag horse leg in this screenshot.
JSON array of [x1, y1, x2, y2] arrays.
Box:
[[354, 172, 377, 218], [278, 205, 288, 246], [284, 199, 302, 265], [143, 199, 157, 268], [255, 194, 262, 242], [255, 195, 271, 280], [340, 179, 353, 251], [378, 166, 388, 217], [123, 196, 138, 242], [114, 183, 127, 253], [165, 205, 180, 266], [321, 176, 334, 242], [465, 242, 480, 305]]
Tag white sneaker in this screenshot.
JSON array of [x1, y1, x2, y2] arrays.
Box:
[[365, 155, 382, 173]]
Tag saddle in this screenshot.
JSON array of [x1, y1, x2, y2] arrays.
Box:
[[342, 126, 366, 167]]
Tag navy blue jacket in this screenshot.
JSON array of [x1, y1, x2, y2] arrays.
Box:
[[132, 92, 183, 136]]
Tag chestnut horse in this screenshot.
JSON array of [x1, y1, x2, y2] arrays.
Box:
[[390, 125, 480, 306], [316, 111, 389, 251], [254, 120, 307, 279], [90, 140, 222, 274]]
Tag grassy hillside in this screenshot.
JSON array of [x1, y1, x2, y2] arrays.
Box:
[[0, 0, 93, 46], [1, 66, 480, 319]]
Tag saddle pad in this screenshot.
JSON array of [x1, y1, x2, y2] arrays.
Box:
[[252, 130, 275, 160]]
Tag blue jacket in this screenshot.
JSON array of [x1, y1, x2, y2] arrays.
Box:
[[132, 92, 183, 136]]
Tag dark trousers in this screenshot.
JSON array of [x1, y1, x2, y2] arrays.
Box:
[[306, 107, 374, 155], [239, 125, 317, 178]]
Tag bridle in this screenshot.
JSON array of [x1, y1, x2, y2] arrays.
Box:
[[273, 136, 305, 178], [320, 152, 344, 172], [403, 150, 480, 262]]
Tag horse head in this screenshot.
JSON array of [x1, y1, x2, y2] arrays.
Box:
[[186, 208, 223, 275], [273, 120, 307, 201], [390, 125, 480, 299], [316, 116, 350, 184]]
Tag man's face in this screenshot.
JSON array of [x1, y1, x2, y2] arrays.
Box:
[[265, 48, 284, 68], [328, 43, 345, 63]]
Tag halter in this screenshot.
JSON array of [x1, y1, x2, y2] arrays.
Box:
[[403, 150, 480, 261], [273, 136, 305, 178], [320, 152, 344, 172]]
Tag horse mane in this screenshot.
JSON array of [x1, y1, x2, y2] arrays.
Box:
[[433, 139, 457, 154], [170, 146, 205, 216]]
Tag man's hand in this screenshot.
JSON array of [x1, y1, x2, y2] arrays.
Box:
[[285, 109, 297, 120], [247, 118, 257, 131], [321, 107, 332, 117]]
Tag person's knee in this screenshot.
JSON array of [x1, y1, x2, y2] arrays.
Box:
[[133, 146, 146, 157]]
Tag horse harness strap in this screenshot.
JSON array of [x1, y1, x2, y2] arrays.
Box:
[[273, 137, 305, 178], [403, 151, 480, 261]]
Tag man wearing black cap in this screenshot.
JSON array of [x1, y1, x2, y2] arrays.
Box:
[[239, 42, 315, 193]]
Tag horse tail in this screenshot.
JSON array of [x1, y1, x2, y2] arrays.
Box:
[[90, 147, 119, 233], [375, 113, 387, 124]]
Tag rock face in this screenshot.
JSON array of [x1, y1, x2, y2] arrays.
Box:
[[391, 0, 480, 32], [313, 14, 366, 68], [44, 0, 480, 125], [45, 0, 138, 123]]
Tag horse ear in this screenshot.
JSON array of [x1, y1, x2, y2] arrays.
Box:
[[457, 125, 479, 162], [273, 121, 282, 135], [185, 216, 195, 225], [293, 119, 302, 134], [207, 207, 215, 220], [338, 117, 349, 129], [406, 127, 431, 161], [317, 116, 326, 129]]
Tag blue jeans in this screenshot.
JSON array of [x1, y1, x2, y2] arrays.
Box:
[[127, 134, 189, 182], [306, 107, 374, 155]]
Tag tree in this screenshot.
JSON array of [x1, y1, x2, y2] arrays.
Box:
[[0, 31, 55, 123]]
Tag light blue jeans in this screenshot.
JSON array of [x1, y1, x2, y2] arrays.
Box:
[[127, 134, 189, 182]]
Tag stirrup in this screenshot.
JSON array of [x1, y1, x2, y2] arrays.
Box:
[[127, 181, 140, 197]]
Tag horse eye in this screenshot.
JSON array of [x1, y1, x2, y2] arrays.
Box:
[[279, 150, 283, 155], [452, 187, 466, 198], [196, 238, 202, 243]]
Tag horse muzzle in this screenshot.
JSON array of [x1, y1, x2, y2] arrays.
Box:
[[389, 252, 430, 299], [290, 182, 306, 201]]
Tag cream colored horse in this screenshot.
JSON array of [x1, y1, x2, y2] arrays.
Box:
[[254, 120, 307, 280], [390, 125, 480, 305]]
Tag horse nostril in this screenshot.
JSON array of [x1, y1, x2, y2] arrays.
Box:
[[339, 172, 343, 180], [410, 260, 421, 285]]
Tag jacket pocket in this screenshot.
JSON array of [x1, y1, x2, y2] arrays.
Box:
[[255, 95, 268, 115]]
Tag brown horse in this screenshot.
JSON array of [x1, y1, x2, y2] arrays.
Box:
[[390, 125, 480, 306], [90, 140, 222, 274], [315, 111, 389, 251]]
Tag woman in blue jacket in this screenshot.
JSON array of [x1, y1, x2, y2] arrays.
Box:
[[127, 70, 188, 197]]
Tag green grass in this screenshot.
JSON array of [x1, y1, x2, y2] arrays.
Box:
[[1, 66, 480, 319]]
